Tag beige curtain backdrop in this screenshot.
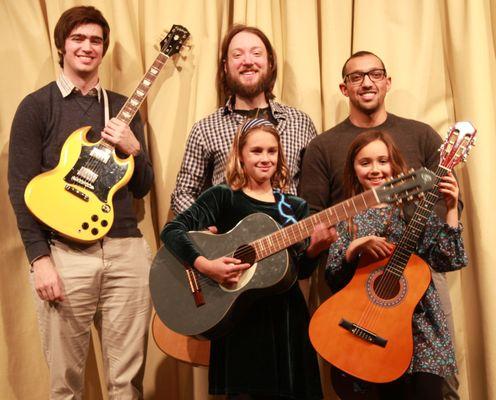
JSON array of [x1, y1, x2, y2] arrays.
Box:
[[0, 0, 494, 399]]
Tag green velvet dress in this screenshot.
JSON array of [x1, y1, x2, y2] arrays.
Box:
[[161, 185, 323, 399]]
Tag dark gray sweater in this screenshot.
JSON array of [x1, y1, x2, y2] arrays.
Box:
[[8, 81, 154, 263], [299, 113, 445, 213]]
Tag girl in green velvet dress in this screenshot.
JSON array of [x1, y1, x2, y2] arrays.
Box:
[[161, 118, 335, 399]]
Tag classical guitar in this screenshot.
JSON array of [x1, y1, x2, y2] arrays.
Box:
[[150, 168, 436, 340], [24, 25, 190, 242], [309, 121, 476, 385]]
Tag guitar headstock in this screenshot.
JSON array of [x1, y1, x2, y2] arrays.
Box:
[[439, 121, 477, 169], [160, 25, 190, 57], [375, 167, 437, 205]]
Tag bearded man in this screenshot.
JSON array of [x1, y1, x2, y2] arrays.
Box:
[[171, 24, 318, 214]]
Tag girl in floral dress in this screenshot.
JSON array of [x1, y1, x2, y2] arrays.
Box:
[[326, 130, 467, 400]]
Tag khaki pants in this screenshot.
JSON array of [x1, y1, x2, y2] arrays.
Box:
[[31, 237, 152, 400]]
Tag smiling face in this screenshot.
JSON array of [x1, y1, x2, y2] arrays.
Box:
[[240, 128, 279, 188], [224, 31, 270, 101], [353, 139, 393, 190], [62, 23, 104, 80], [340, 54, 391, 118]]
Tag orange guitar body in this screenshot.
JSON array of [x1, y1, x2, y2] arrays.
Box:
[[151, 313, 210, 367], [309, 252, 431, 383]]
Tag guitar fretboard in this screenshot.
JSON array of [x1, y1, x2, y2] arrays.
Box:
[[385, 165, 449, 277], [100, 52, 169, 150], [251, 190, 379, 261], [117, 53, 169, 124]]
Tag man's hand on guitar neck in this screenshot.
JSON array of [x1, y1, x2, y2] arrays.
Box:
[[101, 117, 141, 156], [306, 223, 338, 259], [31, 256, 65, 302]]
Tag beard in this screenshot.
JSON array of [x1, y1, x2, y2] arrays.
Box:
[[226, 69, 272, 99]]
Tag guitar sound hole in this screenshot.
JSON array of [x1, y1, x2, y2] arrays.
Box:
[[233, 244, 256, 266], [373, 272, 400, 300]]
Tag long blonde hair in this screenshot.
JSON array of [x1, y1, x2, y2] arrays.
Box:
[[225, 118, 290, 191]]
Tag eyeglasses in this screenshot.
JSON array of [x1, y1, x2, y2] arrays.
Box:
[[344, 69, 387, 85]]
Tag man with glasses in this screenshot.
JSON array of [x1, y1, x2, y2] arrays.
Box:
[[300, 50, 460, 400]]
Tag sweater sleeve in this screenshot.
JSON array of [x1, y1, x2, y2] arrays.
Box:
[[288, 199, 320, 279], [8, 94, 50, 263], [299, 137, 331, 214], [161, 185, 232, 267]]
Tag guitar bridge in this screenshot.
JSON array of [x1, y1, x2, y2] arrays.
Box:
[[64, 185, 89, 202], [185, 267, 205, 307], [339, 318, 387, 348]]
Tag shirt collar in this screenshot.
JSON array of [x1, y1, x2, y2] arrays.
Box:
[[222, 96, 284, 119], [56, 73, 102, 102]]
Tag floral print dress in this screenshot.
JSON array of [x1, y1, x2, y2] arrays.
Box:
[[325, 205, 468, 378]]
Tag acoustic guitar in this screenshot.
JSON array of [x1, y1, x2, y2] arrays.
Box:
[[24, 25, 190, 242], [151, 313, 210, 367], [150, 168, 436, 340], [309, 121, 476, 385]]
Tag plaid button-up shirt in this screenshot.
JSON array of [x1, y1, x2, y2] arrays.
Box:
[[171, 98, 317, 214]]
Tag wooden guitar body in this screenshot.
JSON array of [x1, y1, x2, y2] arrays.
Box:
[[309, 253, 431, 383], [24, 126, 133, 242], [309, 121, 476, 384], [152, 313, 210, 367]]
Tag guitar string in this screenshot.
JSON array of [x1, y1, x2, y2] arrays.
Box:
[[356, 184, 440, 332], [187, 174, 429, 291], [190, 194, 375, 286], [354, 169, 446, 335], [79, 55, 168, 194]]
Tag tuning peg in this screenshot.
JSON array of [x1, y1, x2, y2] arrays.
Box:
[[407, 195, 414, 201], [154, 30, 169, 51], [418, 192, 425, 199], [179, 40, 193, 57]]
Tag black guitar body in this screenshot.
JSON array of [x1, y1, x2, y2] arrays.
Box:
[[150, 213, 296, 339]]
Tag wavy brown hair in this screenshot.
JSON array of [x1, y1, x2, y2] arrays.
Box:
[[226, 119, 289, 191], [54, 6, 110, 68], [343, 130, 408, 197]]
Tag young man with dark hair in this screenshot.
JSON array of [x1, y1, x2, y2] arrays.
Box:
[[8, 6, 153, 399], [300, 50, 461, 400]]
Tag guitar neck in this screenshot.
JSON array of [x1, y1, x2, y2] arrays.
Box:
[[252, 189, 380, 261], [99, 52, 169, 150], [116, 52, 169, 124], [387, 165, 449, 275]]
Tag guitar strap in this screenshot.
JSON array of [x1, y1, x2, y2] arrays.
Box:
[[273, 190, 297, 226], [102, 87, 110, 125]]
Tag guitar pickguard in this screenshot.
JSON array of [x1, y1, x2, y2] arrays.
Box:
[[64, 144, 128, 203]]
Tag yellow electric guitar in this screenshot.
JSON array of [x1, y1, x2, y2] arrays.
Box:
[[24, 25, 190, 242]]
